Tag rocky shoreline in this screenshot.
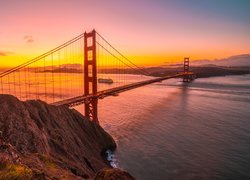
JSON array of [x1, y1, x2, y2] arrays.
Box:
[[0, 94, 135, 179]]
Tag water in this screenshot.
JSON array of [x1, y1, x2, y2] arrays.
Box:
[[2, 70, 250, 179], [83, 75, 250, 179], [0, 71, 151, 104]]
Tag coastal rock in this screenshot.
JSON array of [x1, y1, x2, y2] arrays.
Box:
[[0, 94, 132, 179], [95, 168, 136, 180]]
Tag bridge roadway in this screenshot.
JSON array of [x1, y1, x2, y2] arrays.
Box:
[[51, 72, 194, 107]]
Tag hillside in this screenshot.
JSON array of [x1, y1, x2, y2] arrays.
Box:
[[0, 95, 134, 179], [148, 66, 250, 78], [190, 54, 250, 67]]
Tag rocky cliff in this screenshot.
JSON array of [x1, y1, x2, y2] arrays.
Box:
[[0, 94, 134, 179]]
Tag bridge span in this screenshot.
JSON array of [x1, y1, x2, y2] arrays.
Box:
[[51, 72, 194, 107], [0, 29, 195, 123]]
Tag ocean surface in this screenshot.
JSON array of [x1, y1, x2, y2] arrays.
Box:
[[1, 70, 250, 179], [78, 75, 250, 179]]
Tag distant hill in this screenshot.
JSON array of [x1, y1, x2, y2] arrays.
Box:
[[191, 54, 250, 67]]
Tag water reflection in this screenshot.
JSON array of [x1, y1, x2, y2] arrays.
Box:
[[93, 75, 250, 180]]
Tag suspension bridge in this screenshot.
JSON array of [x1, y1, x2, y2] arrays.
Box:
[[0, 30, 194, 123]]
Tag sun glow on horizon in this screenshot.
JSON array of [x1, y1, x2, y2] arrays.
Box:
[[1, 0, 249, 68]]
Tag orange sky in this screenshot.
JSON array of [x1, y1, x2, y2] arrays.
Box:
[[0, 0, 250, 67]]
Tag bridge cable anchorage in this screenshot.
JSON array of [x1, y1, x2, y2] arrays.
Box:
[[95, 31, 150, 76]]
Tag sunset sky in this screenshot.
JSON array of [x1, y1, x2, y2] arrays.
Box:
[[0, 0, 250, 67]]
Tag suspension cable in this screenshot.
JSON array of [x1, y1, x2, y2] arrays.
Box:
[[95, 31, 149, 76], [0, 33, 85, 78], [96, 41, 144, 75]]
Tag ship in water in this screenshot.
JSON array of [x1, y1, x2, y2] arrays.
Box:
[[98, 78, 114, 84]]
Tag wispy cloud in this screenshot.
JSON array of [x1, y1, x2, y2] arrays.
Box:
[[24, 35, 34, 44], [0, 51, 13, 56]]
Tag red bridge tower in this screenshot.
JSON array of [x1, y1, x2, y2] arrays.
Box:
[[183, 57, 191, 82], [84, 30, 98, 123]]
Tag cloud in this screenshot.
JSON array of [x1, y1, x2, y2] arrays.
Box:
[[24, 35, 34, 44], [0, 51, 13, 56]]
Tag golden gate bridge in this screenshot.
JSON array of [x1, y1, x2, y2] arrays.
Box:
[[0, 30, 194, 123]]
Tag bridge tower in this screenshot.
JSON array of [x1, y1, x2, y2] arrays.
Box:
[[183, 57, 190, 82], [84, 30, 98, 123]]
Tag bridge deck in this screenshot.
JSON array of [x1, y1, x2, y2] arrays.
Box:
[[51, 72, 194, 107]]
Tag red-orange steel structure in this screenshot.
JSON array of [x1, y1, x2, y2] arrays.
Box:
[[0, 29, 195, 123], [84, 30, 98, 123], [183, 57, 191, 82]]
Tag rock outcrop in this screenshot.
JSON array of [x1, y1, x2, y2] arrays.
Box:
[[95, 168, 136, 180], [0, 94, 134, 179]]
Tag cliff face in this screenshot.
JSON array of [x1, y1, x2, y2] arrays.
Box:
[[0, 94, 118, 179]]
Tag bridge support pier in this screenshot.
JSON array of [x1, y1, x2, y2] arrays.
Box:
[[84, 30, 98, 123]]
